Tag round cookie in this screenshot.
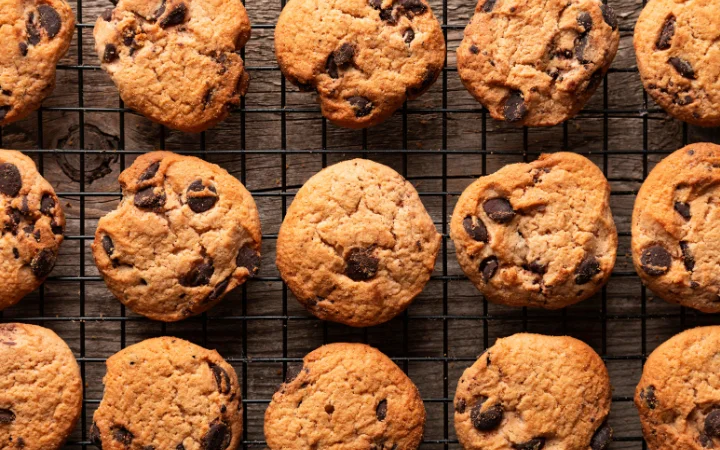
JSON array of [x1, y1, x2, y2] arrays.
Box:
[[634, 0, 720, 127], [93, 0, 251, 133], [635, 326, 720, 450], [276, 159, 440, 327], [0, 323, 83, 450], [274, 0, 445, 129], [264, 343, 425, 449], [454, 333, 613, 450], [91, 337, 242, 450], [632, 143, 720, 313], [0, 150, 65, 310], [457, 0, 619, 126], [0, 0, 75, 126], [450, 152, 617, 309], [92, 151, 261, 322]]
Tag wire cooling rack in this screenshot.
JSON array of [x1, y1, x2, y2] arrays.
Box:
[[1, 0, 720, 448]]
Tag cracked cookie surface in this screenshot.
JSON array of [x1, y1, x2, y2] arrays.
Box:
[[0, 0, 75, 126], [0, 323, 82, 450], [454, 333, 612, 450], [635, 326, 720, 450], [450, 152, 617, 309], [92, 151, 261, 322], [634, 0, 720, 127], [276, 159, 440, 327], [93, 0, 251, 133], [457, 0, 619, 126], [91, 336, 242, 450], [0, 150, 65, 310], [274, 0, 445, 129], [264, 343, 425, 450], [631, 143, 720, 313]]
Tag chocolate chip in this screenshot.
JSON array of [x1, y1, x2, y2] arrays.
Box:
[[138, 161, 160, 182], [345, 247, 379, 281], [656, 15, 675, 50], [4, 209, 21, 234], [397, 0, 427, 16], [463, 216, 488, 242], [0, 163, 22, 197], [26, 13, 41, 45], [12, 248, 19, 259], [134, 186, 166, 209], [186, 180, 219, 213], [673, 201, 690, 219], [236, 245, 260, 276], [674, 92, 693, 105], [348, 96, 373, 117], [51, 220, 63, 235], [481, 0, 496, 12], [640, 385, 657, 409], [206, 277, 231, 303], [180, 259, 214, 287], [577, 11, 593, 32], [640, 245, 671, 276], [202, 419, 231, 450], [680, 241, 694, 271], [480, 256, 498, 282], [403, 28, 415, 44], [586, 69, 604, 93], [160, 3, 187, 28], [600, 4, 618, 30], [176, 445, 186, 450], [122, 30, 136, 47], [470, 44, 480, 54], [407, 69, 438, 97], [512, 438, 545, 450], [503, 90, 527, 122], [334, 43, 355, 67], [668, 57, 696, 79], [574, 12, 593, 63], [102, 8, 113, 21], [30, 249, 55, 278], [154, 0, 167, 19], [103, 44, 119, 63], [575, 255, 601, 284], [471, 401, 503, 431], [483, 198, 514, 223], [525, 260, 546, 275], [326, 55, 339, 79], [102, 235, 115, 257], [38, 5, 61, 38], [376, 399, 387, 421], [455, 398, 466, 413], [700, 434, 714, 448], [706, 410, 720, 438], [209, 362, 232, 395], [40, 193, 55, 215], [590, 422, 612, 450], [90, 422, 102, 448], [368, 0, 382, 7], [112, 426, 133, 445], [379, 8, 396, 23], [0, 409, 15, 423], [19, 42, 28, 56]]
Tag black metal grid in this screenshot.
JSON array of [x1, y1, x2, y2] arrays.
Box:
[[2, 0, 720, 448]]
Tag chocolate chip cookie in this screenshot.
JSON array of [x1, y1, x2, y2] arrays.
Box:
[[635, 326, 720, 450], [631, 143, 720, 313], [92, 151, 261, 322], [634, 0, 720, 127], [274, 0, 445, 129], [264, 343, 425, 449], [0, 323, 83, 450], [457, 0, 619, 126], [91, 336, 242, 450], [0, 150, 65, 310], [94, 0, 251, 133], [455, 333, 612, 450], [450, 152, 617, 309], [0, 0, 75, 126], [276, 159, 440, 327]]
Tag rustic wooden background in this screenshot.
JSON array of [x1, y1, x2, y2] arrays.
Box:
[[1, 0, 720, 446]]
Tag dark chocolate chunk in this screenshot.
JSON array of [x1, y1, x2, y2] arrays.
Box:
[[455, 398, 466, 413], [379, 8, 396, 23], [512, 438, 545, 450], [102, 235, 115, 257], [348, 96, 373, 117], [89, 422, 102, 448], [403, 28, 415, 44], [38, 5, 61, 38], [706, 410, 720, 438], [40, 193, 55, 215], [51, 220, 63, 235], [0, 409, 15, 423], [103, 44, 119, 63], [397, 0, 427, 16], [326, 54, 339, 79], [680, 241, 694, 271], [600, 4, 618, 30], [186, 180, 219, 213], [334, 43, 355, 67], [202, 419, 231, 450], [699, 434, 714, 448], [236, 245, 260, 276], [483, 197, 515, 223], [674, 201, 690, 219], [154, 0, 167, 19], [134, 186, 166, 210], [26, 13, 41, 45], [19, 42, 28, 56], [590, 422, 612, 450], [202, 88, 214, 107], [577, 11, 593, 32], [480, 256, 499, 282], [525, 260, 546, 275], [4, 208, 21, 234], [463, 216, 488, 242], [138, 161, 160, 181], [112, 426, 133, 445], [0, 163, 22, 196], [180, 259, 214, 287], [122, 30, 135, 46], [656, 15, 675, 50], [160, 3, 187, 28], [345, 247, 379, 281], [376, 399, 387, 421], [209, 362, 232, 395], [206, 277, 231, 303], [177, 445, 186, 450], [674, 92, 693, 106], [575, 255, 601, 284], [13, 248, 19, 259], [471, 401, 503, 431], [640, 385, 657, 409], [640, 245, 671, 276], [481, 0, 497, 12], [503, 90, 527, 122], [30, 249, 55, 278], [668, 57, 696, 79], [469, 44, 480, 54]]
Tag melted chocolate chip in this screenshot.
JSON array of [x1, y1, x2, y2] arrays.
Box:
[[376, 399, 387, 421], [590, 422, 612, 450], [640, 385, 657, 409], [102, 235, 115, 257], [326, 54, 339, 79], [134, 186, 166, 210], [640, 245, 671, 276], [480, 256, 499, 282], [40, 193, 55, 215], [403, 28, 415, 44], [202, 419, 231, 450], [209, 362, 232, 395], [503, 90, 527, 122], [180, 259, 214, 287], [345, 247, 379, 281], [512, 438, 545, 450], [348, 96, 373, 117], [481, 0, 496, 12], [0, 163, 22, 196], [455, 398, 466, 413], [30, 249, 56, 278], [674, 201, 690, 219], [574, 12, 593, 63], [600, 4, 618, 30], [103, 44, 119, 63], [154, 0, 167, 19], [0, 409, 15, 423], [334, 43, 355, 67], [463, 216, 489, 243], [186, 180, 219, 213], [38, 5, 61, 38], [668, 57, 696, 79], [680, 241, 694, 271], [160, 3, 187, 28], [139, 161, 160, 181], [379, 8, 396, 23], [706, 410, 720, 438], [51, 220, 63, 235], [397, 0, 427, 16], [206, 277, 231, 303], [483, 198, 514, 223], [90, 422, 102, 448], [236, 245, 260, 276], [471, 401, 503, 431], [577, 11, 593, 32], [4, 209, 21, 234], [656, 15, 675, 50], [26, 13, 41, 46], [112, 426, 133, 445], [575, 255, 601, 284], [19, 42, 28, 56]]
